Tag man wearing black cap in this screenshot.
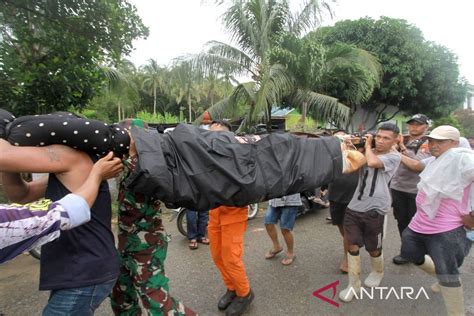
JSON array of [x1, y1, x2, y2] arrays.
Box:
[[390, 114, 431, 265]]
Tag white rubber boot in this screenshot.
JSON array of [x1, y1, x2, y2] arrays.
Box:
[[364, 253, 384, 287], [418, 255, 435, 274], [339, 253, 361, 302], [417, 255, 440, 293], [439, 285, 465, 316]]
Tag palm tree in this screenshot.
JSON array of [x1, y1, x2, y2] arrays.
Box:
[[167, 59, 203, 123], [270, 33, 382, 129], [102, 59, 140, 121], [141, 59, 166, 116], [195, 0, 353, 130]]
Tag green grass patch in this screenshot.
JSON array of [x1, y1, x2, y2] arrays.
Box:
[[285, 113, 320, 132]]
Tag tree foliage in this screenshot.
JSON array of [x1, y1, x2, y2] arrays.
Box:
[[0, 0, 148, 116], [269, 33, 381, 126], [431, 114, 463, 134], [141, 59, 166, 116], [195, 0, 355, 131], [314, 17, 467, 122]]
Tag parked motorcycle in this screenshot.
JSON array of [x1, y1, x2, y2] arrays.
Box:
[[297, 191, 329, 217], [171, 203, 260, 237]]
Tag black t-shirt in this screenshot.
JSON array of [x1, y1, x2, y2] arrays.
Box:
[[39, 173, 119, 290], [328, 172, 359, 204]]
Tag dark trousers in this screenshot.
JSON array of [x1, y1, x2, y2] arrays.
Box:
[[401, 226, 471, 286], [186, 209, 209, 240], [391, 189, 417, 237]]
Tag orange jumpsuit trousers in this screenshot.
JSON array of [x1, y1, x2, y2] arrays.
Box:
[[208, 206, 250, 297]]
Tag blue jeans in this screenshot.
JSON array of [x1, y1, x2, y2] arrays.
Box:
[[42, 278, 116, 316], [401, 226, 471, 286], [264, 206, 298, 231], [186, 209, 209, 240]]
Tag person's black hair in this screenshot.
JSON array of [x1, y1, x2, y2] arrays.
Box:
[[211, 119, 231, 131], [378, 122, 400, 135]]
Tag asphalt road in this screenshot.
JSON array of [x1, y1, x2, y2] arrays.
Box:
[[1, 207, 473, 316]]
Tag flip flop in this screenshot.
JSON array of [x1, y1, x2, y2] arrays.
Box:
[[281, 255, 296, 266], [197, 237, 210, 245], [188, 240, 198, 250], [265, 248, 283, 259]]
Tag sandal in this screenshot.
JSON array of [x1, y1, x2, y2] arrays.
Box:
[[197, 237, 210, 245], [281, 255, 296, 266], [188, 240, 198, 250], [265, 248, 283, 259]]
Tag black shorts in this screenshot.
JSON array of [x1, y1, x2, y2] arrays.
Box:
[[343, 208, 384, 252], [329, 201, 348, 225]]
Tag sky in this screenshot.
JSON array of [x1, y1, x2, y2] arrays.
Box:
[[127, 0, 474, 84]]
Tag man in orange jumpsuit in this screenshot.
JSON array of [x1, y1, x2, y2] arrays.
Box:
[[208, 120, 254, 316]]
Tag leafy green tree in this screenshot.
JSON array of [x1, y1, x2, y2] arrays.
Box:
[[0, 0, 148, 116], [314, 17, 467, 129], [431, 114, 463, 134], [410, 44, 468, 117]]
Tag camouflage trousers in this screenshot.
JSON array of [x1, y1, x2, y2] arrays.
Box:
[[110, 223, 197, 316]]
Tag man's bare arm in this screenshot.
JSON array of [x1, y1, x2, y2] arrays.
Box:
[[0, 139, 83, 173], [462, 214, 474, 230], [0, 140, 91, 203], [400, 154, 425, 172]]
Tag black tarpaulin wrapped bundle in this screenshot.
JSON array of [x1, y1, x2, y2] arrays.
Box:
[[0, 108, 343, 211], [125, 124, 343, 211]]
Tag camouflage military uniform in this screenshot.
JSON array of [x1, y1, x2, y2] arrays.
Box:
[[111, 156, 197, 316]]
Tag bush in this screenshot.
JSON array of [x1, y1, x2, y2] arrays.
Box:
[[136, 111, 179, 124]]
